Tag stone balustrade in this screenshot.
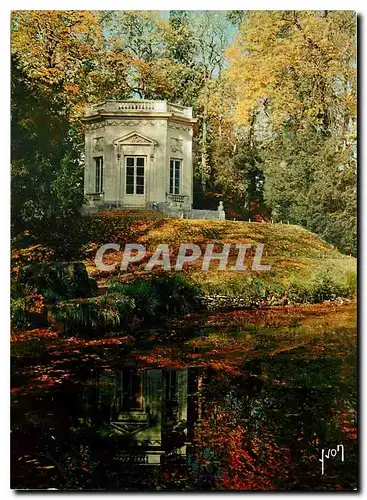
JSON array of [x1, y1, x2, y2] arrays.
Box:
[[85, 100, 193, 119]]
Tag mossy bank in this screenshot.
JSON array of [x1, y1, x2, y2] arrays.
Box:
[[12, 212, 356, 334], [87, 213, 356, 304]]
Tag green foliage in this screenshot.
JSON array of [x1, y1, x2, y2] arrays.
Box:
[[213, 139, 267, 219], [109, 274, 200, 320], [47, 274, 200, 335], [151, 274, 200, 315], [50, 294, 134, 335], [288, 270, 356, 304], [51, 153, 85, 220], [226, 11, 356, 254], [111, 280, 161, 320], [261, 130, 357, 255], [16, 262, 97, 303], [11, 297, 34, 329], [11, 57, 85, 236]]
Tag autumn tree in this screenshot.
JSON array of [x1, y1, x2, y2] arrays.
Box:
[[100, 11, 169, 100], [100, 10, 205, 105], [11, 10, 103, 113], [227, 10, 356, 253], [11, 11, 103, 235], [101, 10, 236, 202], [192, 11, 232, 191], [204, 53, 267, 219], [164, 11, 204, 106]]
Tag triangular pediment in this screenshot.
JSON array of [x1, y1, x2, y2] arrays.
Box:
[[113, 131, 157, 146]]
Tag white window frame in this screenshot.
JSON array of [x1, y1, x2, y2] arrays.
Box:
[[169, 158, 182, 195], [125, 156, 145, 195], [94, 156, 104, 193]]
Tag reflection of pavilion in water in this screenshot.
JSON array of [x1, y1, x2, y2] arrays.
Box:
[[82, 366, 202, 465]]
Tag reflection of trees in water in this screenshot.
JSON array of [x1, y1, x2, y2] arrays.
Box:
[[11, 346, 357, 490], [192, 355, 357, 490]]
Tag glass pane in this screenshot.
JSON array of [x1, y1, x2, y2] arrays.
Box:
[[100, 159, 104, 192], [126, 173, 134, 195], [165, 370, 177, 403], [95, 157, 104, 192], [136, 176, 144, 186], [137, 167, 144, 176], [95, 164, 100, 192], [121, 370, 142, 410], [170, 160, 174, 194], [126, 157, 134, 167], [137, 157, 145, 167], [136, 185, 144, 195], [126, 166, 134, 176]]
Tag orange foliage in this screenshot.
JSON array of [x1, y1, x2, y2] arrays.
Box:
[[196, 411, 291, 490]]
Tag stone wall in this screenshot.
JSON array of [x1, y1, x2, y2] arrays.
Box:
[[81, 204, 222, 220], [196, 295, 256, 311], [185, 209, 220, 220]]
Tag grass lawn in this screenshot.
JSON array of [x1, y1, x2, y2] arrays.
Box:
[[84, 214, 356, 302]]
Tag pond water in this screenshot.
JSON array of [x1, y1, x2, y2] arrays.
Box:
[[11, 304, 357, 491]]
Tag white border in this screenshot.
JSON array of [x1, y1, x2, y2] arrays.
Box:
[[1, 3, 363, 498]]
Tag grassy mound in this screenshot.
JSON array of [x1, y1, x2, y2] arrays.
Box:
[[12, 213, 356, 333], [84, 215, 356, 304]]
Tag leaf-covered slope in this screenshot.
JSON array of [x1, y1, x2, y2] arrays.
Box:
[[85, 213, 356, 302]]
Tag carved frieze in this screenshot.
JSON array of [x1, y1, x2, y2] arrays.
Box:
[[170, 138, 183, 154], [85, 119, 189, 131], [92, 137, 104, 152], [168, 123, 191, 132], [105, 119, 165, 127], [127, 134, 151, 144], [84, 122, 105, 131]]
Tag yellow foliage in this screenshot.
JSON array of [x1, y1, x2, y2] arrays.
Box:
[[11, 10, 103, 112], [226, 11, 356, 132]]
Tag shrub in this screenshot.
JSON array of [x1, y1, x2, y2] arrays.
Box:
[[198, 276, 267, 304], [111, 280, 161, 320], [11, 294, 47, 330], [16, 262, 97, 303], [50, 274, 199, 335], [288, 269, 356, 304], [108, 274, 200, 320], [11, 297, 33, 329], [50, 294, 134, 336], [150, 274, 200, 316]]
